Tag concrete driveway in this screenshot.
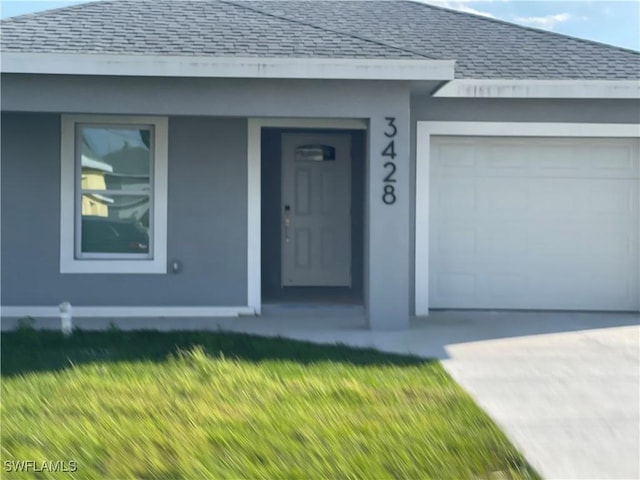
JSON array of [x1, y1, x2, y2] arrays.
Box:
[[3, 309, 638, 478], [437, 313, 639, 480]]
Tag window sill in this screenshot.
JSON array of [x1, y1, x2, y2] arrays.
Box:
[[60, 259, 167, 274]]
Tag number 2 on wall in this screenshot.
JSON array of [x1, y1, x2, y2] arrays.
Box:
[[382, 117, 397, 205]]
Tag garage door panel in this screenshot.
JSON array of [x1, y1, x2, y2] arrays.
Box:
[[487, 273, 527, 298], [437, 137, 640, 179], [436, 272, 477, 299], [435, 180, 477, 216], [487, 227, 529, 256], [436, 228, 477, 254], [536, 144, 584, 172], [434, 224, 634, 266], [530, 180, 584, 216], [590, 230, 635, 259], [486, 143, 529, 170], [588, 144, 638, 175], [428, 136, 639, 311], [435, 141, 478, 169], [432, 273, 636, 310], [527, 273, 633, 307], [530, 226, 587, 257], [532, 274, 586, 302], [589, 181, 637, 215], [435, 177, 634, 219], [486, 182, 529, 214]]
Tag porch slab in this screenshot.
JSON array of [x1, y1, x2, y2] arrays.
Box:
[[2, 309, 638, 479]]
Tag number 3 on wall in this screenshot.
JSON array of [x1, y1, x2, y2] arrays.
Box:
[[382, 117, 397, 205], [384, 117, 397, 138]]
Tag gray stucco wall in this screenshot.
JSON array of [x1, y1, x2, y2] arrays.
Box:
[[411, 97, 640, 124], [1, 112, 248, 306], [409, 96, 640, 314], [4, 74, 634, 323], [2, 74, 413, 329], [1, 74, 409, 120], [3, 76, 636, 323]]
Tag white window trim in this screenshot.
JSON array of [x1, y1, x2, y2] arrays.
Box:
[[415, 121, 640, 316], [60, 114, 168, 274]]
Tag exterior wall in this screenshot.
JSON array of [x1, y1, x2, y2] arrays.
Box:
[[6, 75, 636, 321], [1, 74, 409, 119], [409, 96, 640, 314], [411, 97, 640, 124], [1, 112, 248, 306], [4, 76, 637, 322], [2, 74, 413, 329]]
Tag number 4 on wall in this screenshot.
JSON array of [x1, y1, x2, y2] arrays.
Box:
[[382, 140, 396, 159]]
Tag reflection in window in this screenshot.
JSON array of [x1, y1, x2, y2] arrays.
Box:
[[295, 144, 336, 162], [81, 195, 149, 254], [77, 125, 153, 258]]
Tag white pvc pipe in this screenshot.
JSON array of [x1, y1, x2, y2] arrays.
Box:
[[59, 301, 73, 336]]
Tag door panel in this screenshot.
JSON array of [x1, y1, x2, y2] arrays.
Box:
[[282, 133, 351, 286], [429, 136, 640, 311]]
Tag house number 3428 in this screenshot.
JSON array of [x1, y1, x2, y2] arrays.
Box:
[[382, 117, 397, 205]]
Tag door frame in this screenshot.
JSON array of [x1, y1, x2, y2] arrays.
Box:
[[415, 121, 640, 316], [247, 118, 367, 314]]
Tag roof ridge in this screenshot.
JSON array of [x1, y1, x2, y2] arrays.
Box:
[[407, 0, 640, 56], [219, 0, 437, 60]]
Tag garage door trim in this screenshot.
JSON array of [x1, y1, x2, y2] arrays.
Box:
[[415, 121, 640, 315]]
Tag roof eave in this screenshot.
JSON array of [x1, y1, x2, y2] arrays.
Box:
[[0, 52, 456, 81], [433, 79, 640, 99]]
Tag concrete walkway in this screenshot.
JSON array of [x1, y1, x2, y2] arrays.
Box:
[[3, 309, 639, 479]]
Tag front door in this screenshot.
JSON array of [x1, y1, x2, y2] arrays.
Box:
[[281, 133, 351, 286]]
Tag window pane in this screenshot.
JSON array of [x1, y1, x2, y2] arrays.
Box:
[[81, 194, 150, 254], [295, 145, 336, 162], [80, 126, 151, 191]]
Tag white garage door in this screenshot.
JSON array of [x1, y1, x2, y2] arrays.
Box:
[[429, 136, 639, 311]]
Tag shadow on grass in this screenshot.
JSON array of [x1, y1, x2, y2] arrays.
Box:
[[1, 329, 432, 378]]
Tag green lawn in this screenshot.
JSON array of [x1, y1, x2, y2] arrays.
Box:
[[1, 328, 539, 479]]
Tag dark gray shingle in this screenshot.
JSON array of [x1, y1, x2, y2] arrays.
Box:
[[237, 0, 639, 79], [1, 0, 638, 79], [0, 0, 425, 59]]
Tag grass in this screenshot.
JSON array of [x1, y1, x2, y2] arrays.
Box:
[[1, 328, 540, 479]]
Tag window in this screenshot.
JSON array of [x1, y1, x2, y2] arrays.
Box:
[[61, 115, 168, 273], [295, 144, 336, 162]]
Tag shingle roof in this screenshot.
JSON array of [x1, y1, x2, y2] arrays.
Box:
[[0, 0, 426, 59], [2, 0, 638, 79], [241, 0, 640, 79]]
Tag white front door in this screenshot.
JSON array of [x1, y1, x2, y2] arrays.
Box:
[[281, 133, 351, 286]]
